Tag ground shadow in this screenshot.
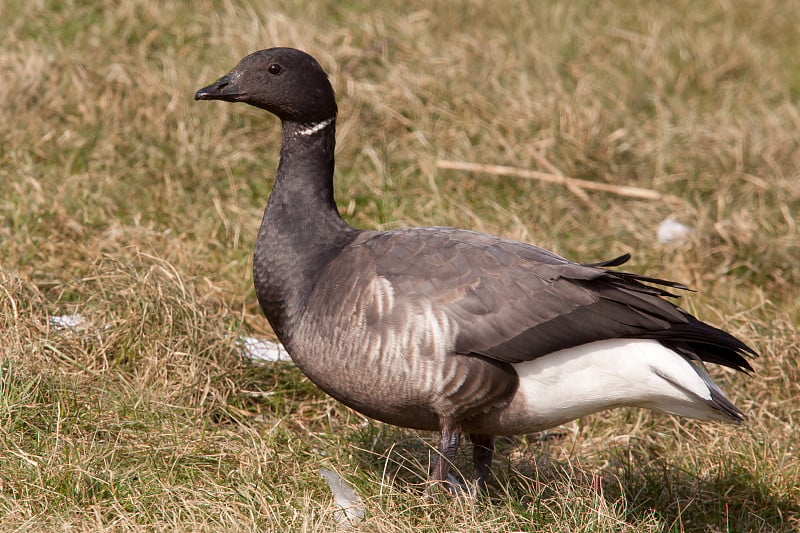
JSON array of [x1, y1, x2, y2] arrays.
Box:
[[510, 447, 799, 532], [350, 428, 799, 532]]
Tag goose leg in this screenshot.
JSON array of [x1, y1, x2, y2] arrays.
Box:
[[469, 433, 494, 494], [430, 418, 461, 492]]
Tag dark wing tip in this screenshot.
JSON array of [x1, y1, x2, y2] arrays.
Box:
[[582, 253, 631, 268]]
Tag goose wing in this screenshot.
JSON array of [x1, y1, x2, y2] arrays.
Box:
[[344, 227, 754, 372]]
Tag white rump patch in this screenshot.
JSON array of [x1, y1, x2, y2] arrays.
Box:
[[297, 117, 333, 136], [510, 338, 732, 428]]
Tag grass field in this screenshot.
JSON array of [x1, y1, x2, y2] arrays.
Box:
[[2, 0, 799, 530]]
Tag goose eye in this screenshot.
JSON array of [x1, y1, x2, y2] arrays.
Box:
[[267, 63, 282, 75]]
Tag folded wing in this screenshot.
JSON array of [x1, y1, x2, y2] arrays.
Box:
[[348, 227, 754, 372]]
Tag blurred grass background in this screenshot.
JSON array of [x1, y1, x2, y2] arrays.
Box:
[[1, 0, 798, 530]]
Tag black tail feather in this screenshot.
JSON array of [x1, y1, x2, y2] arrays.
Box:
[[583, 253, 632, 268], [585, 254, 757, 374], [633, 314, 755, 373]]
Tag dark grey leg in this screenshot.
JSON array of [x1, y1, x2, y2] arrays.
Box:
[[469, 433, 494, 494], [430, 418, 461, 490]]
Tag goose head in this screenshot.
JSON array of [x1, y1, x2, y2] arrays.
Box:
[[195, 47, 337, 125]]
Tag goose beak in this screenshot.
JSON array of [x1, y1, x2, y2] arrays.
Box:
[[195, 71, 245, 101]]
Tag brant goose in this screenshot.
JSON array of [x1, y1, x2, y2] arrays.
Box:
[[195, 48, 755, 492]]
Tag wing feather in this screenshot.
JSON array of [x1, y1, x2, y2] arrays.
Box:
[[343, 227, 754, 372]]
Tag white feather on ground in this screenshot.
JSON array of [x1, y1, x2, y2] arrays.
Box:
[[319, 468, 365, 525], [238, 336, 292, 363], [657, 218, 694, 244]]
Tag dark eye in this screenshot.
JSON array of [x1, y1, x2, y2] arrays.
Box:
[[267, 63, 282, 75]]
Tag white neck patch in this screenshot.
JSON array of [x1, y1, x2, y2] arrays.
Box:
[[297, 117, 333, 136]]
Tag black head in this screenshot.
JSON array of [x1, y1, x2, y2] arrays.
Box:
[[195, 47, 337, 124]]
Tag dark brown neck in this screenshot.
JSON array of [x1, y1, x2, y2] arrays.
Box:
[[252, 117, 359, 344]]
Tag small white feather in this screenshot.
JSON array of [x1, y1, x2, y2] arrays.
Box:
[[319, 468, 365, 525], [238, 336, 292, 363], [657, 218, 694, 244]]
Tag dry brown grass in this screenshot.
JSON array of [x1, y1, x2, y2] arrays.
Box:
[[1, 0, 799, 531]]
